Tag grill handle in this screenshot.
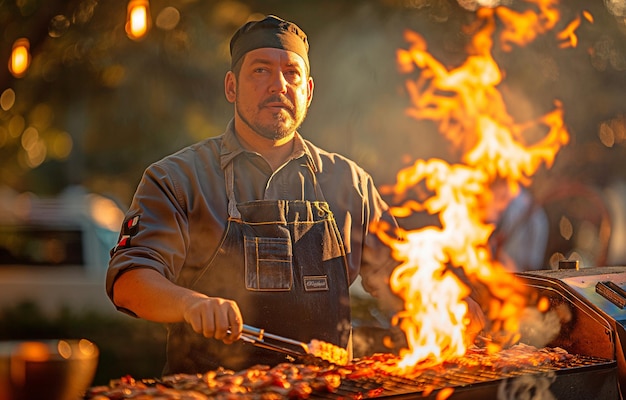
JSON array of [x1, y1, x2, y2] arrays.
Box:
[[596, 281, 626, 309]]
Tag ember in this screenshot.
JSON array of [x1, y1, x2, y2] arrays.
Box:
[[85, 344, 607, 399], [86, 364, 343, 400]]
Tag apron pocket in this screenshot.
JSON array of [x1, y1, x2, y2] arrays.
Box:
[[244, 236, 293, 291]]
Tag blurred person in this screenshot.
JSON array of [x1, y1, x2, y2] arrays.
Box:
[[488, 181, 549, 271], [106, 15, 485, 374]]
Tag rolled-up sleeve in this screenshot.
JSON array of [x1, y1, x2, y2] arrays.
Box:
[[106, 162, 189, 306]]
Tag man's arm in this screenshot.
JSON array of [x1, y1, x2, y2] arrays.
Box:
[[112, 268, 243, 343]]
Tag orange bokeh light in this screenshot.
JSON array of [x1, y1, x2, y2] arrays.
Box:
[[9, 38, 31, 78], [125, 0, 151, 40]]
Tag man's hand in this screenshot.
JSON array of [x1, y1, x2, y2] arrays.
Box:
[[182, 294, 243, 344], [112, 269, 244, 344]]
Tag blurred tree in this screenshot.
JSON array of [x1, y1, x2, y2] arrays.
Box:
[[1, 0, 240, 198], [0, 0, 387, 202], [0, 0, 624, 210]]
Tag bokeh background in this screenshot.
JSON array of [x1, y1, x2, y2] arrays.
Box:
[[1, 0, 626, 385], [2, 0, 626, 266]]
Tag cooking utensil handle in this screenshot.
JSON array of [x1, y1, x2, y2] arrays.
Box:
[[235, 326, 308, 359], [241, 324, 264, 339], [242, 324, 308, 351]]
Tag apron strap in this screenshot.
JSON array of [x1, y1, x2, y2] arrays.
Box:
[[225, 156, 327, 219], [305, 158, 327, 204], [225, 162, 241, 219]]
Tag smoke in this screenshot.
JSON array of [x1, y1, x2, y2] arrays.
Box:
[[458, 0, 626, 17], [456, 0, 512, 11], [605, 0, 626, 17], [517, 306, 565, 348], [305, 4, 448, 185], [497, 371, 556, 400]]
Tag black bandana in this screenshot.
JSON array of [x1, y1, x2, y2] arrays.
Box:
[[229, 15, 309, 71]]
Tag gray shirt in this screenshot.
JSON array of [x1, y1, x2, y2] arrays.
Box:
[[106, 120, 400, 312]]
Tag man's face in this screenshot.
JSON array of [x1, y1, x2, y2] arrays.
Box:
[[228, 47, 313, 141]]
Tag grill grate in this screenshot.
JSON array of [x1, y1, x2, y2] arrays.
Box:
[[310, 355, 615, 399], [84, 353, 618, 400]]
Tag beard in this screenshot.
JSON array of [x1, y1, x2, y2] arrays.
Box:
[[236, 94, 308, 141]]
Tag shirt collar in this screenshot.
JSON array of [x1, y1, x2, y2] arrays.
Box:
[[219, 119, 316, 171]]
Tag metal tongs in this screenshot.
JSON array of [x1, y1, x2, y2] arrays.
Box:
[[236, 324, 341, 365], [239, 324, 311, 360]]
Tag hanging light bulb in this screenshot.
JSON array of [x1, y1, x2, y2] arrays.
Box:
[[125, 0, 151, 40], [8, 38, 31, 78]]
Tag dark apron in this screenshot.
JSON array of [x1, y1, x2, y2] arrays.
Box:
[[164, 159, 352, 374]]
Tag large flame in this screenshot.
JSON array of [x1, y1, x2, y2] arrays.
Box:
[[379, 0, 590, 371]]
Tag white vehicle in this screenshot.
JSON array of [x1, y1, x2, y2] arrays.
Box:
[[0, 186, 125, 315]]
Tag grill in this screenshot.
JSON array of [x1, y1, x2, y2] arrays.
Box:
[[307, 264, 626, 399], [514, 265, 626, 399], [87, 265, 626, 399], [312, 355, 616, 399], [95, 352, 616, 400]]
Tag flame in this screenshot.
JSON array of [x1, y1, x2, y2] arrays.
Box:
[[557, 10, 593, 48], [494, 1, 560, 51], [380, 0, 589, 370]]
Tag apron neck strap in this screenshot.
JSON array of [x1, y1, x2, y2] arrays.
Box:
[[225, 162, 241, 219], [305, 158, 326, 203], [224, 157, 326, 219]]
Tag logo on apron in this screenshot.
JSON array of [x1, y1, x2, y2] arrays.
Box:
[[303, 275, 329, 291]]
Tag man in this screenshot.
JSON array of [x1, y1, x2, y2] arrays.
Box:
[[107, 15, 482, 375]]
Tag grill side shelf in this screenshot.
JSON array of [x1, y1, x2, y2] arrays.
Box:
[[597, 281, 626, 309]]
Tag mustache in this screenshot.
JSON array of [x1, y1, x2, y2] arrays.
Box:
[[260, 95, 294, 110]]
